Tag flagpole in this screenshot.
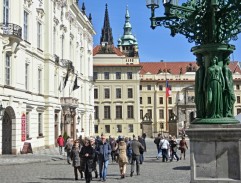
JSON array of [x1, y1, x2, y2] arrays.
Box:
[[165, 62, 169, 132]]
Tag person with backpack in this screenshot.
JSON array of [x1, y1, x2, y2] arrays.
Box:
[[159, 135, 170, 162]]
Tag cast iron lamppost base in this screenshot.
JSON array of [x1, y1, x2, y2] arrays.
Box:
[[146, 0, 241, 124]]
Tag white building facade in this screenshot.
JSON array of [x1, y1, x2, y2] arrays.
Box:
[[0, 0, 95, 155]]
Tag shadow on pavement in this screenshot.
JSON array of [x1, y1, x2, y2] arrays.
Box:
[[41, 178, 74, 181], [173, 166, 190, 171]]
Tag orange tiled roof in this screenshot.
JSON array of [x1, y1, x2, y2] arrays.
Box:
[[140, 61, 241, 75], [93, 45, 124, 56]]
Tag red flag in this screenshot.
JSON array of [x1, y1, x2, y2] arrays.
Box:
[[166, 80, 171, 97]]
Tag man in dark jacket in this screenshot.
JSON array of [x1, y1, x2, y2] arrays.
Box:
[[96, 135, 111, 182], [128, 135, 144, 177], [138, 136, 146, 164]]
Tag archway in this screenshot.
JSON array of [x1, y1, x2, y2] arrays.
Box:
[[2, 106, 15, 154]]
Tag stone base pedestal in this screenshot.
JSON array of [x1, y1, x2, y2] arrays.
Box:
[[141, 121, 152, 138], [186, 124, 241, 183], [169, 122, 178, 137]]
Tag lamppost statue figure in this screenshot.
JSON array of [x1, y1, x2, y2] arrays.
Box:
[[146, 0, 241, 124], [146, 1, 241, 182]]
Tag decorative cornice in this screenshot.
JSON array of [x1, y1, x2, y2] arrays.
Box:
[[60, 24, 67, 32], [53, 16, 59, 26], [36, 8, 45, 19], [24, 0, 33, 7]]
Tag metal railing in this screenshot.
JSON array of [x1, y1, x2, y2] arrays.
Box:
[[0, 23, 22, 39]]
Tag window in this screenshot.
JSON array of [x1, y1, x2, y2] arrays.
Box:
[[38, 69, 42, 93], [237, 85, 240, 90], [148, 97, 151, 104], [94, 125, 98, 133], [140, 97, 142, 104], [116, 88, 121, 98], [147, 85, 151, 90], [104, 88, 110, 99], [104, 72, 109, 80], [94, 88, 98, 99], [25, 64, 29, 90], [139, 85, 142, 90], [127, 72, 132, 79], [128, 88, 133, 98], [24, 11, 28, 41], [147, 109, 152, 119], [116, 72, 121, 79], [38, 113, 43, 136], [168, 109, 173, 118], [127, 105, 134, 118], [159, 97, 163, 104], [5, 54, 10, 85], [140, 109, 143, 119], [159, 85, 163, 91], [104, 106, 111, 119], [26, 112, 30, 138], [168, 97, 172, 104], [37, 22, 42, 49], [94, 106, 99, 119], [159, 109, 164, 119], [237, 108, 241, 114], [237, 96, 240, 103], [128, 124, 133, 133], [105, 125, 110, 133], [3, 0, 9, 23], [116, 106, 122, 119], [117, 125, 122, 133], [93, 72, 98, 80]]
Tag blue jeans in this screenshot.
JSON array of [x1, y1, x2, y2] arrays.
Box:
[[139, 153, 144, 163], [99, 159, 109, 180]]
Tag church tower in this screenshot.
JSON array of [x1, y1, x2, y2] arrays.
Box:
[[118, 6, 139, 57]]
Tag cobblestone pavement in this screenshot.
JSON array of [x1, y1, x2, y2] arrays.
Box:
[[0, 138, 190, 183]]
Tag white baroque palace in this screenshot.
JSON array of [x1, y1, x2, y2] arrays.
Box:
[[0, 0, 95, 155]]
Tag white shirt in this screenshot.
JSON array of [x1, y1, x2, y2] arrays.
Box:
[[159, 139, 170, 149]]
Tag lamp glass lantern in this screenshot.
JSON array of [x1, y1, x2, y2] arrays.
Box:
[[146, 0, 160, 8]]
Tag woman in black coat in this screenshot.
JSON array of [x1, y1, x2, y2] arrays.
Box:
[[80, 139, 95, 183]]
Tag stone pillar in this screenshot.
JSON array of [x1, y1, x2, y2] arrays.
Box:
[[186, 124, 241, 183]]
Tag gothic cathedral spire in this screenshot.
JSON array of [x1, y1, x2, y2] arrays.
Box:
[[100, 4, 114, 46]]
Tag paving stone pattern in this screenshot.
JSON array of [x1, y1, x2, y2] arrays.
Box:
[[0, 138, 190, 183]]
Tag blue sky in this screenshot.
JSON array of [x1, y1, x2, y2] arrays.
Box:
[[80, 0, 241, 62]]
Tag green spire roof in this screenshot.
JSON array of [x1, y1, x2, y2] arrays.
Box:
[[118, 6, 138, 47]]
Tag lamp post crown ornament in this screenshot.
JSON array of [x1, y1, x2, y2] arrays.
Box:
[[146, 0, 241, 124]]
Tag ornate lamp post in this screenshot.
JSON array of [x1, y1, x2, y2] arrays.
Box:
[[146, 0, 241, 124], [146, 1, 241, 182]]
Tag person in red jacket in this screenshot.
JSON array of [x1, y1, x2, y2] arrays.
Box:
[[57, 135, 65, 155]]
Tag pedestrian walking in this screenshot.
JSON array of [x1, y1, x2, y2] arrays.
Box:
[[138, 135, 146, 164], [129, 135, 144, 177], [179, 136, 188, 160], [90, 137, 98, 179], [117, 137, 128, 179], [65, 138, 73, 164], [96, 134, 111, 182], [169, 136, 179, 162], [70, 140, 83, 180], [126, 137, 132, 164], [56, 135, 65, 155], [154, 134, 161, 159], [80, 138, 95, 183], [159, 135, 169, 162], [109, 136, 118, 162]]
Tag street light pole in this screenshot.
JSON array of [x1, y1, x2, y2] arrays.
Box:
[[146, 0, 241, 124]]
